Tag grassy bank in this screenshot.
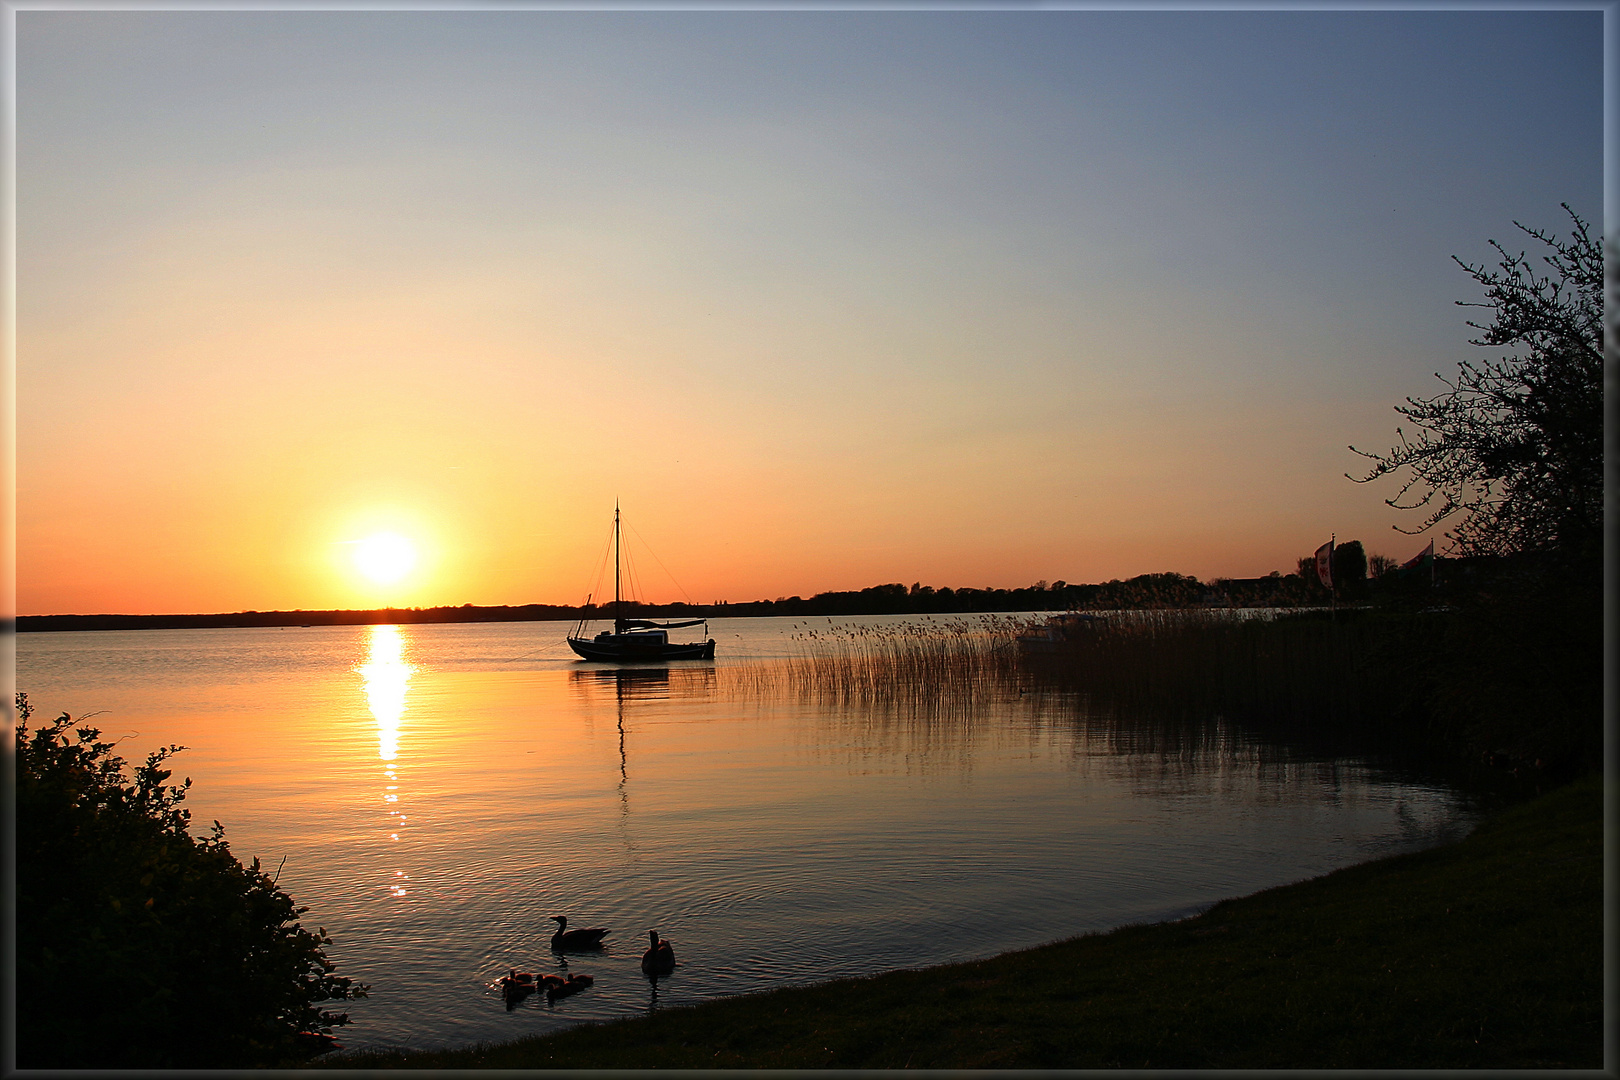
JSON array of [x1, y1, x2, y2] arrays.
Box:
[[323, 772, 1603, 1069]]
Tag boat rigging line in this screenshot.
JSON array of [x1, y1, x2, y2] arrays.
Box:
[[564, 505, 716, 661], [625, 519, 699, 608]]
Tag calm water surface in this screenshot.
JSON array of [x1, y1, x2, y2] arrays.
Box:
[[17, 616, 1478, 1052]]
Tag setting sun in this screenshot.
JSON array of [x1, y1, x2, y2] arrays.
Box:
[[353, 532, 419, 585], [12, 11, 1603, 1069]]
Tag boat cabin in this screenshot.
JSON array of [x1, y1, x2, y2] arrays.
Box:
[[594, 629, 669, 646]]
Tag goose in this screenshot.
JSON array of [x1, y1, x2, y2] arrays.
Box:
[[499, 969, 538, 1003], [641, 930, 676, 976], [546, 973, 594, 1002], [550, 915, 610, 951]]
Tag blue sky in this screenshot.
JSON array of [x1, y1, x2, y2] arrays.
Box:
[[14, 8, 1606, 613]]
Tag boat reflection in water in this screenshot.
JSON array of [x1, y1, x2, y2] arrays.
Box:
[[568, 665, 718, 702], [567, 665, 718, 806]]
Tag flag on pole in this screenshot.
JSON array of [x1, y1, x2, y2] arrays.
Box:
[[1314, 540, 1334, 589], [1397, 539, 1435, 583], [1400, 539, 1435, 573]]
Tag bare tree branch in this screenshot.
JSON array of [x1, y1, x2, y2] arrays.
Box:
[[1348, 206, 1603, 557]]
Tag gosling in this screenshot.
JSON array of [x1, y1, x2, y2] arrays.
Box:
[[546, 973, 594, 1002], [499, 969, 537, 1005]]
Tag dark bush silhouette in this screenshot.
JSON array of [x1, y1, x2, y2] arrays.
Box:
[[14, 693, 367, 1068], [1333, 540, 1368, 598]]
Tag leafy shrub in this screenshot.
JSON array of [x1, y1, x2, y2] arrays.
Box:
[[14, 693, 368, 1068]]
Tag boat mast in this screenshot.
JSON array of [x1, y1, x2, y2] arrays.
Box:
[[613, 502, 623, 634]]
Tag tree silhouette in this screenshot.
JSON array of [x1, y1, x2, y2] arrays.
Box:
[[1350, 206, 1603, 558], [1333, 540, 1368, 597]]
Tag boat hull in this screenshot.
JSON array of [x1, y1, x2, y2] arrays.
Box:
[[567, 637, 716, 662], [1015, 613, 1104, 654]]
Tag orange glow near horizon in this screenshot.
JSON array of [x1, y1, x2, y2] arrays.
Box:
[[13, 475, 1427, 617]]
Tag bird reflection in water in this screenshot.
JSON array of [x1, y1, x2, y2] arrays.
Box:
[[357, 624, 414, 896]]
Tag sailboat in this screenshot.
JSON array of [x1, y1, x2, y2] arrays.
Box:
[[566, 505, 716, 662]]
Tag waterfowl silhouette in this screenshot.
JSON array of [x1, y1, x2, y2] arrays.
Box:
[[499, 969, 538, 1007], [641, 930, 676, 976], [550, 915, 610, 951], [546, 972, 594, 1002]]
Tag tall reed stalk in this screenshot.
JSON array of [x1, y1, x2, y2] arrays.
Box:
[[723, 616, 1028, 714]]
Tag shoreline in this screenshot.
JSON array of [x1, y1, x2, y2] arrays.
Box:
[[321, 774, 1599, 1069]]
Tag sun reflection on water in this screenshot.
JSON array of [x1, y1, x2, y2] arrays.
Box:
[[357, 624, 415, 896], [360, 624, 412, 762]]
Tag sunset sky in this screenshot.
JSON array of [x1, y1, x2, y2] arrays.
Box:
[[13, 8, 1605, 616]]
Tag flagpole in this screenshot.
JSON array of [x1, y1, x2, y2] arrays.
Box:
[[1330, 533, 1336, 620]]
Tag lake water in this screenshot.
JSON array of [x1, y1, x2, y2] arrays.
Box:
[[15, 615, 1480, 1053]]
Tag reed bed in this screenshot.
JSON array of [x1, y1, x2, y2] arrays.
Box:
[[710, 614, 1361, 783], [713, 607, 1485, 774], [722, 608, 1382, 725], [722, 616, 1029, 715], [717, 609, 1386, 733], [1018, 607, 1437, 763], [1027, 608, 1363, 711]]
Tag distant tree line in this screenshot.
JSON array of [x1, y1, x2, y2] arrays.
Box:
[[710, 576, 1218, 617], [17, 603, 585, 633], [18, 571, 1344, 632], [24, 556, 1472, 633]]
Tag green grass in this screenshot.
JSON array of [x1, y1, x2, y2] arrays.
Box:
[[322, 773, 1604, 1069]]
